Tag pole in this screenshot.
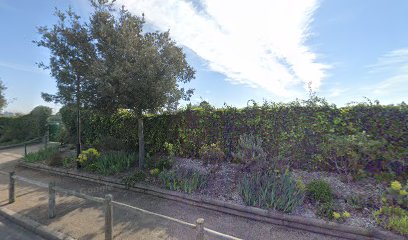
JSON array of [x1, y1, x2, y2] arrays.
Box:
[[138, 118, 144, 169], [48, 181, 56, 218], [104, 194, 113, 240], [196, 218, 205, 240], [9, 172, 15, 203], [76, 75, 81, 169]]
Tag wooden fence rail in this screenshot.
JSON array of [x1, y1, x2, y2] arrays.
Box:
[[1, 170, 242, 240]]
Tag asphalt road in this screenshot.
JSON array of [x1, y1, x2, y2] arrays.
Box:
[[0, 215, 44, 240]]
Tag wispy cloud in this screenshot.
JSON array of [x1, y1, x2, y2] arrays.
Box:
[[366, 48, 408, 100], [0, 61, 45, 75], [116, 0, 330, 97]]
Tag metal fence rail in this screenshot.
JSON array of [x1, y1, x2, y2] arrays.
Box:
[[0, 170, 243, 240]]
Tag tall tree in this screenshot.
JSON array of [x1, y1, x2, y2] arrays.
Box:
[[37, 0, 195, 168], [0, 79, 7, 111], [35, 8, 97, 164], [89, 1, 195, 167]]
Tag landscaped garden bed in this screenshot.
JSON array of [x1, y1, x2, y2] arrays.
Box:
[[20, 99, 408, 238]]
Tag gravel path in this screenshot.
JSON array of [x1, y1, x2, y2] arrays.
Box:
[[0, 145, 342, 240]]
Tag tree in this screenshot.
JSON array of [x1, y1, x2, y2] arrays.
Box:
[[89, 1, 195, 167], [35, 7, 98, 164], [0, 79, 7, 111], [37, 0, 195, 168]]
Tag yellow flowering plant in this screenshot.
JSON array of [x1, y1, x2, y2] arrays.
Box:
[[332, 212, 341, 220], [77, 148, 100, 165], [382, 180, 408, 211]]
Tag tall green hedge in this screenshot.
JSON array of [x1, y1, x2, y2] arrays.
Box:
[[60, 100, 408, 173], [0, 106, 52, 144]]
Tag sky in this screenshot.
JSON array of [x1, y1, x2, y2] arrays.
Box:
[[0, 0, 407, 114]]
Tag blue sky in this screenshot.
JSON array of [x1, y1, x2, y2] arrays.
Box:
[[0, 0, 407, 113]]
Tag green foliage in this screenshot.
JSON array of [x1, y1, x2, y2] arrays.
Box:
[[383, 180, 408, 209], [239, 170, 305, 213], [85, 151, 136, 176], [60, 99, 408, 176], [316, 202, 335, 220], [374, 206, 408, 235], [232, 133, 266, 165], [24, 146, 59, 163], [158, 169, 207, 194], [121, 170, 146, 188], [150, 168, 160, 176], [77, 148, 100, 165], [346, 195, 366, 210], [0, 106, 52, 144], [306, 180, 333, 204], [0, 79, 6, 111], [199, 143, 225, 165]]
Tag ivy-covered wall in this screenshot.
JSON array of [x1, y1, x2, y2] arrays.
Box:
[[60, 100, 408, 173]]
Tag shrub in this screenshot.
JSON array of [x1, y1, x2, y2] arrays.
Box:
[[233, 133, 266, 165], [374, 206, 408, 235], [199, 143, 225, 165], [383, 180, 408, 209], [86, 151, 136, 175], [121, 170, 146, 188], [158, 169, 207, 194], [306, 179, 333, 204], [316, 202, 335, 219], [77, 148, 100, 165], [239, 170, 305, 213], [24, 146, 59, 163], [150, 168, 160, 176], [47, 153, 64, 167]]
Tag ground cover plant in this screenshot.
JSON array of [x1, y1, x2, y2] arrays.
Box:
[[239, 170, 305, 213], [23, 146, 59, 163], [158, 168, 208, 194]]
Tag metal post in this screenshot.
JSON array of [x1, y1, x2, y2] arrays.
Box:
[[9, 172, 15, 203], [48, 181, 56, 218], [24, 144, 27, 157], [104, 194, 113, 240], [196, 218, 205, 240]]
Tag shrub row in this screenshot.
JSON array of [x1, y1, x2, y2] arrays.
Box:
[[60, 99, 408, 175]]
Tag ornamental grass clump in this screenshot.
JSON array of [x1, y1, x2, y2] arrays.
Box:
[[158, 168, 207, 194], [239, 170, 305, 213], [24, 146, 59, 163], [306, 179, 333, 204]]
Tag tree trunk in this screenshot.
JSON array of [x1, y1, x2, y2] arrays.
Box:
[[76, 76, 81, 168], [138, 118, 145, 169]]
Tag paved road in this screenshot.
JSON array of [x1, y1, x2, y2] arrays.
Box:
[[0, 145, 342, 240], [0, 215, 44, 240]]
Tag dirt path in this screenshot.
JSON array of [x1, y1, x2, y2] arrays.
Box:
[[0, 146, 341, 240]]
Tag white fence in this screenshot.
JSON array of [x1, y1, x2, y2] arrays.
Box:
[[0, 170, 242, 240]]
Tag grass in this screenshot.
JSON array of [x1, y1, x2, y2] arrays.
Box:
[[24, 146, 59, 163], [84, 151, 137, 175]]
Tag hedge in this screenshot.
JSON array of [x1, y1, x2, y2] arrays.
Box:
[[60, 99, 408, 174]]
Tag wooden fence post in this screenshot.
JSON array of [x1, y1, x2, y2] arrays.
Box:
[[196, 218, 205, 240], [48, 181, 56, 218], [105, 194, 113, 240], [9, 172, 15, 203]]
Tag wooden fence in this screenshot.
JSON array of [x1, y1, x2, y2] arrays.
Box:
[[1, 170, 241, 240]]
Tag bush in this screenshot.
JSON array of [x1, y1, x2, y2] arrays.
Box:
[[158, 169, 207, 194], [232, 133, 266, 165], [77, 148, 100, 166], [316, 202, 335, 219], [374, 206, 408, 235], [306, 180, 333, 204], [24, 146, 59, 163], [239, 170, 305, 213], [382, 180, 408, 209], [121, 170, 146, 188], [199, 143, 225, 165], [86, 151, 136, 175], [150, 168, 160, 176]]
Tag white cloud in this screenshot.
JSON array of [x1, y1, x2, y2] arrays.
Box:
[[366, 48, 408, 100], [116, 0, 329, 97]]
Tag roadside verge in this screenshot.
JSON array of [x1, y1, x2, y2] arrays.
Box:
[[0, 207, 76, 240], [19, 161, 404, 240]]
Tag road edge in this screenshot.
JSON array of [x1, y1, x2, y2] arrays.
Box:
[[19, 161, 405, 240], [0, 207, 76, 240]]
